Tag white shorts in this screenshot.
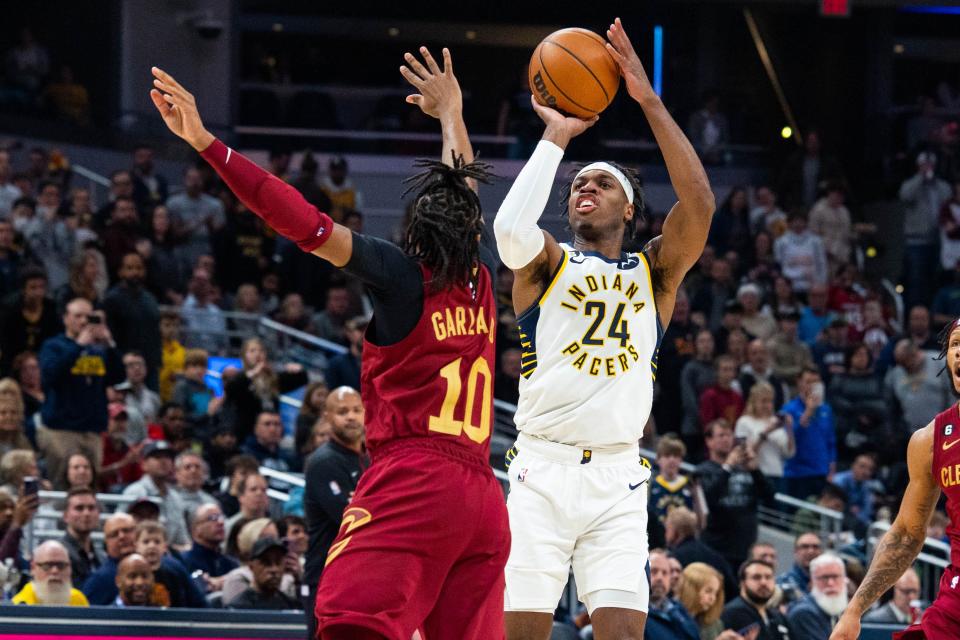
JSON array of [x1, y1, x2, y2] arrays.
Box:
[[504, 432, 652, 615]]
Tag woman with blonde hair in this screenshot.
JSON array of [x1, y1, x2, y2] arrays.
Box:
[[0, 379, 31, 456], [735, 381, 795, 492], [679, 562, 725, 640], [54, 248, 103, 314]]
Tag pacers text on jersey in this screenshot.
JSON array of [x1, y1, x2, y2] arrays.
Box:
[[431, 305, 494, 343]]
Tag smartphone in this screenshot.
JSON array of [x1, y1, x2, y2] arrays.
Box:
[[22, 476, 39, 498], [734, 436, 747, 448], [87, 314, 102, 325], [737, 622, 760, 636], [811, 381, 825, 405]]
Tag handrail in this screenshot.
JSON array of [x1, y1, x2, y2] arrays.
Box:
[[258, 317, 347, 354], [259, 466, 305, 488], [37, 490, 159, 506], [773, 492, 843, 520], [235, 125, 515, 145], [71, 163, 111, 187]]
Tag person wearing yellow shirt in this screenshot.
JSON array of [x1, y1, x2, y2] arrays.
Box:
[[159, 311, 186, 402], [13, 540, 89, 606]]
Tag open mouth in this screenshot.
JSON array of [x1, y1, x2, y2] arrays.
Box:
[[575, 195, 598, 213]]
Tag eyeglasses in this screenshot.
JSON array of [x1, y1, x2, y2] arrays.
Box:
[[36, 561, 69, 572], [203, 513, 225, 523]]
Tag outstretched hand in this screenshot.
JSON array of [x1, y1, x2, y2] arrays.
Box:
[[605, 18, 657, 106], [150, 67, 215, 151], [530, 95, 597, 149], [400, 47, 462, 120]]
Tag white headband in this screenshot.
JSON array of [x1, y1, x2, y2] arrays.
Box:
[[574, 162, 635, 204]]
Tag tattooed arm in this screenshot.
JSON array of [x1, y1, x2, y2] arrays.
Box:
[[830, 424, 939, 640]]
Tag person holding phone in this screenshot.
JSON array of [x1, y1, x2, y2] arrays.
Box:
[[780, 366, 836, 502], [721, 559, 794, 640], [735, 382, 796, 494]]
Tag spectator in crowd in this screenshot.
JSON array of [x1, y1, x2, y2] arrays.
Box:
[[99, 402, 143, 492], [303, 385, 366, 635], [204, 425, 240, 482], [770, 276, 799, 319], [94, 170, 136, 230], [0, 150, 22, 217], [787, 553, 847, 639], [940, 181, 960, 271], [213, 454, 260, 517], [82, 512, 138, 604], [102, 197, 141, 278], [886, 338, 951, 437], [172, 451, 216, 515], [0, 486, 37, 565], [242, 411, 296, 477], [494, 348, 522, 405], [900, 151, 953, 310], [808, 183, 853, 270], [228, 536, 301, 611], [782, 367, 836, 501], [102, 252, 161, 388], [143, 205, 188, 305], [55, 249, 103, 315], [62, 451, 95, 490], [120, 350, 161, 423], [131, 144, 169, 210], [791, 482, 867, 540], [0, 380, 31, 455], [172, 348, 215, 428], [225, 472, 269, 540], [11, 352, 43, 422], [688, 92, 730, 166], [831, 453, 882, 525], [167, 167, 225, 270], [862, 567, 920, 625], [62, 487, 103, 586], [722, 559, 794, 640], [681, 329, 717, 445], [708, 187, 750, 255], [156, 402, 192, 454], [748, 542, 778, 568], [665, 506, 737, 601], [112, 553, 154, 607], [735, 382, 795, 492], [311, 285, 352, 344], [37, 298, 122, 481], [644, 549, 701, 640], [289, 151, 332, 212], [777, 532, 822, 603], [13, 540, 89, 606], [183, 502, 238, 593], [6, 28, 50, 94], [654, 288, 696, 436], [774, 213, 828, 297], [222, 517, 298, 606], [692, 258, 737, 333], [678, 562, 727, 640], [0, 220, 24, 300], [122, 440, 190, 549], [699, 355, 744, 429], [0, 266, 62, 375], [797, 284, 833, 348], [812, 317, 848, 384], [325, 316, 366, 391], [221, 337, 307, 443], [27, 182, 76, 292], [750, 185, 787, 238], [777, 129, 845, 210], [158, 311, 185, 403], [181, 268, 227, 355], [932, 260, 960, 327], [738, 284, 776, 341], [320, 156, 363, 217], [134, 520, 206, 607], [768, 309, 814, 387], [827, 344, 886, 463], [649, 436, 697, 531], [859, 299, 893, 360], [739, 339, 789, 410], [697, 419, 774, 573]]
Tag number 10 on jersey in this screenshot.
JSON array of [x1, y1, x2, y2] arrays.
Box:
[[428, 356, 492, 444]]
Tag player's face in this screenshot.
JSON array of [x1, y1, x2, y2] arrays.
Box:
[[947, 328, 960, 393], [568, 170, 632, 243]]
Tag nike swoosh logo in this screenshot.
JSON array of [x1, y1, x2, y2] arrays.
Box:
[[944, 440, 960, 451], [629, 481, 647, 491]]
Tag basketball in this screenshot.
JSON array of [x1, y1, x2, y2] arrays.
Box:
[[528, 28, 620, 120]]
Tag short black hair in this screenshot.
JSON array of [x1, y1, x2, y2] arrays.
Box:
[[20, 265, 48, 287], [739, 558, 775, 581]]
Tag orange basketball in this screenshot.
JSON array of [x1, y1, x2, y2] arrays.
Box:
[[529, 28, 620, 120]]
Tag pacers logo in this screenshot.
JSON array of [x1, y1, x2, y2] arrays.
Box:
[[325, 507, 372, 567]]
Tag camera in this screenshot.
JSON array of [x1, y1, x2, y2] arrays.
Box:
[[87, 314, 102, 325], [194, 16, 224, 40]]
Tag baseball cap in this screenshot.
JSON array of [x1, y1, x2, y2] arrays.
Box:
[[128, 497, 161, 519], [108, 402, 128, 420], [250, 536, 287, 560], [142, 440, 175, 459]]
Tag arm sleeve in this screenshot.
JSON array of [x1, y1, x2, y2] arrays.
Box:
[[493, 140, 563, 269], [199, 140, 333, 253]]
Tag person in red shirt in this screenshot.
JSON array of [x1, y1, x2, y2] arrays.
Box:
[[99, 402, 143, 492], [151, 48, 509, 640], [699, 355, 745, 429]]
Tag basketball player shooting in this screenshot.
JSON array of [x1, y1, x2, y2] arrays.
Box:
[[493, 18, 715, 640], [831, 321, 960, 639], [151, 47, 510, 640]]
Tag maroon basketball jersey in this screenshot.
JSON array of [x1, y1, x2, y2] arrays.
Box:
[[360, 263, 497, 461], [933, 403, 960, 566]]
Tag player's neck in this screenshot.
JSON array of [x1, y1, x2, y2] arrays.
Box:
[[572, 234, 623, 261]]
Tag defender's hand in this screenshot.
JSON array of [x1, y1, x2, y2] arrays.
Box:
[[605, 18, 657, 106], [400, 47, 462, 120], [150, 67, 215, 152]]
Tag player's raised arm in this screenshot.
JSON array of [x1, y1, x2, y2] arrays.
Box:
[[606, 18, 715, 315], [150, 66, 354, 267], [830, 425, 939, 640], [492, 99, 596, 312]]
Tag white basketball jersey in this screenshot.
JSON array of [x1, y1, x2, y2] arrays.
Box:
[[514, 244, 662, 448]]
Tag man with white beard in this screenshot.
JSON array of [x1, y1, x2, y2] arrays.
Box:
[[13, 540, 89, 605], [788, 553, 847, 639]]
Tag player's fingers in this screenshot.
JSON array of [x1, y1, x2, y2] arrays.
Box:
[[399, 66, 425, 88], [153, 77, 192, 105], [604, 43, 626, 67], [403, 51, 431, 79], [441, 48, 453, 75], [152, 68, 196, 104], [420, 46, 441, 75], [149, 89, 172, 114], [405, 94, 423, 105]]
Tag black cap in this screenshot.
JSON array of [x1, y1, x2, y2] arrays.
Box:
[[142, 440, 175, 459], [776, 307, 801, 322], [251, 536, 286, 560], [128, 497, 161, 518]]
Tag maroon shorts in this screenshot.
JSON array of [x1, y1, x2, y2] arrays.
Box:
[[894, 565, 960, 639], [314, 439, 511, 640]]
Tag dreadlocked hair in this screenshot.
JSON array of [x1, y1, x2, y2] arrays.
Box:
[[936, 318, 960, 366], [402, 151, 495, 293], [559, 161, 645, 243]]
